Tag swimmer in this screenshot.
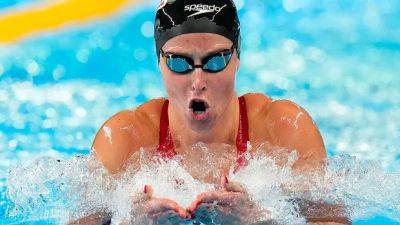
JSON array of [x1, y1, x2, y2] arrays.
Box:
[[70, 0, 350, 224]]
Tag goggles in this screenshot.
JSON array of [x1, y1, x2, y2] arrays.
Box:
[[160, 44, 235, 74]]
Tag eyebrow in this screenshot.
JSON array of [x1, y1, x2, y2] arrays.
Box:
[[165, 46, 231, 58]]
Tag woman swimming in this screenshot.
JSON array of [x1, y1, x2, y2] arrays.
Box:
[[71, 0, 350, 224]]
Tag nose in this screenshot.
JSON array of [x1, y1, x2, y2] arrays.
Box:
[[191, 69, 207, 94]]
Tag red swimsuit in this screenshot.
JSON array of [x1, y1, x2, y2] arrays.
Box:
[[157, 96, 250, 172]]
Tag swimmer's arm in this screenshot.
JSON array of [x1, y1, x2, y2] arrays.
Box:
[[68, 212, 111, 225], [295, 198, 351, 225], [308, 221, 350, 224], [264, 100, 351, 224]]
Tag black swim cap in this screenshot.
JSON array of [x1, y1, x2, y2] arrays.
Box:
[[154, 0, 241, 60]]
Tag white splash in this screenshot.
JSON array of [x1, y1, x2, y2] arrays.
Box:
[[293, 112, 303, 129], [5, 144, 400, 224], [103, 126, 113, 144]]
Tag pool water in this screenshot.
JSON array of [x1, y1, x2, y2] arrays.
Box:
[[0, 0, 399, 224]]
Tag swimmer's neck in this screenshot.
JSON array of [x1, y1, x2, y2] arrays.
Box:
[[168, 95, 239, 153]]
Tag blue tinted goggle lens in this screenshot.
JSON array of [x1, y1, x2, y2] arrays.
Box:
[[161, 46, 234, 74], [166, 57, 193, 73], [203, 52, 232, 72]]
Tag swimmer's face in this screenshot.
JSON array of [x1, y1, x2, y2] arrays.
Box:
[[160, 33, 240, 131]]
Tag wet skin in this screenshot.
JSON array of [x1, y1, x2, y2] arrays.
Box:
[[89, 33, 347, 224]]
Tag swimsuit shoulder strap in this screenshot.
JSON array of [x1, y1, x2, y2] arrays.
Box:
[[157, 99, 176, 158], [235, 95, 250, 172]]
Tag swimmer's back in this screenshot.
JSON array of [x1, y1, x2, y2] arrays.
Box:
[[92, 98, 165, 174]]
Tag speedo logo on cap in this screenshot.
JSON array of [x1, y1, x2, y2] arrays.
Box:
[[184, 4, 227, 17]]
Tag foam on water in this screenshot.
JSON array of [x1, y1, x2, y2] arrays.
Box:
[[6, 143, 400, 224], [234, 151, 400, 224]]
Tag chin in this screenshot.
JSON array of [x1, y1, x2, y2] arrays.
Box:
[[187, 112, 215, 132]]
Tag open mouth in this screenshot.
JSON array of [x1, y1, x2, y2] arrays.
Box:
[[189, 99, 210, 115]]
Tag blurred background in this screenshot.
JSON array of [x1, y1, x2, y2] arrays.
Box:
[[0, 0, 399, 224]]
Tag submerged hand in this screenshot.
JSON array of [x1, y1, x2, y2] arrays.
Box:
[[187, 177, 264, 225], [131, 185, 190, 225]]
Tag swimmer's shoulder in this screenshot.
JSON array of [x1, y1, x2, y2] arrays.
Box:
[[244, 93, 314, 130], [135, 98, 165, 130], [244, 93, 326, 171], [242, 92, 314, 118], [92, 98, 167, 173], [241, 93, 273, 118]]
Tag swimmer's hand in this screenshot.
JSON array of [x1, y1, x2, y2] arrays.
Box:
[[187, 177, 266, 225], [131, 185, 190, 225]]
